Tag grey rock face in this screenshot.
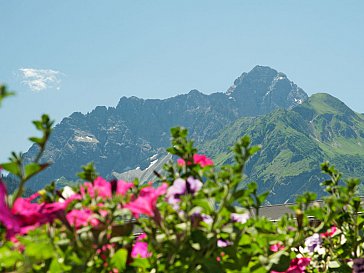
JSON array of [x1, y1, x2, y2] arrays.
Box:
[[24, 66, 308, 190], [227, 66, 308, 115]]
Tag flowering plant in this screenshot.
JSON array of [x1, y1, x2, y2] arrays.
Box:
[[1, 85, 364, 272]]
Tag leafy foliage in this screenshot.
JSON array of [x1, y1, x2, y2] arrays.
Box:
[[1, 114, 53, 203], [0, 85, 14, 107], [1, 87, 364, 273]]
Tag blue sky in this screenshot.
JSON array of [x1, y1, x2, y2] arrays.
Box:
[[1, 1, 364, 161]]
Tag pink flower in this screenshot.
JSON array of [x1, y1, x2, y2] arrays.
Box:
[[80, 177, 134, 199], [321, 226, 337, 238], [80, 182, 95, 198], [270, 242, 285, 252], [93, 177, 112, 198], [80, 178, 111, 199], [0, 180, 66, 238], [125, 183, 167, 218], [177, 158, 186, 166], [138, 183, 168, 199], [124, 197, 154, 217], [177, 154, 214, 167], [115, 180, 134, 196], [271, 257, 311, 273], [12, 195, 44, 225], [17, 198, 66, 230], [66, 209, 99, 228], [193, 154, 214, 167], [131, 242, 151, 258], [0, 181, 21, 237], [131, 234, 151, 258], [137, 233, 147, 240]]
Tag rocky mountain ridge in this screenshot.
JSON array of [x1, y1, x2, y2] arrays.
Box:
[[20, 66, 322, 203]]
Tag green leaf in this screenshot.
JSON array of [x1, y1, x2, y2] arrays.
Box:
[[233, 189, 247, 199], [248, 145, 261, 156], [130, 257, 150, 269], [32, 120, 43, 130], [24, 239, 54, 260], [24, 163, 50, 180], [25, 163, 41, 178], [49, 258, 72, 273], [77, 162, 99, 181], [29, 136, 44, 145], [0, 85, 15, 107], [110, 248, 128, 271], [247, 182, 257, 193], [192, 198, 214, 213], [0, 244, 23, 268], [257, 192, 269, 205], [267, 251, 291, 272], [0, 162, 21, 176]]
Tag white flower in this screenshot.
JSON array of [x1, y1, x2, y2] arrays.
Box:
[[60, 186, 75, 202]]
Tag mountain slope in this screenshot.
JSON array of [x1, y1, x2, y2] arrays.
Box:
[[23, 66, 307, 190], [201, 93, 364, 204]]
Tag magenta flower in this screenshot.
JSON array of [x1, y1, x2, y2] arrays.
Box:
[[0, 180, 21, 237], [0, 180, 67, 238], [125, 183, 167, 218], [12, 195, 45, 225], [270, 242, 285, 252], [177, 154, 214, 167], [321, 226, 337, 238], [66, 209, 99, 228], [13, 193, 66, 225], [131, 233, 152, 258], [115, 180, 134, 196], [93, 177, 112, 198], [80, 177, 134, 199], [271, 257, 311, 273], [193, 154, 214, 167], [80, 182, 95, 198], [124, 197, 155, 217], [131, 242, 151, 258]]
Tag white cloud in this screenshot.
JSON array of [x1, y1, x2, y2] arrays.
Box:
[[19, 68, 64, 92]]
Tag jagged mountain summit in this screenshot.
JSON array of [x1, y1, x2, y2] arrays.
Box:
[[23, 65, 308, 192], [227, 65, 307, 115]]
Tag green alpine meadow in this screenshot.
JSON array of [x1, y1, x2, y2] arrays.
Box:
[[202, 92, 364, 203]]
